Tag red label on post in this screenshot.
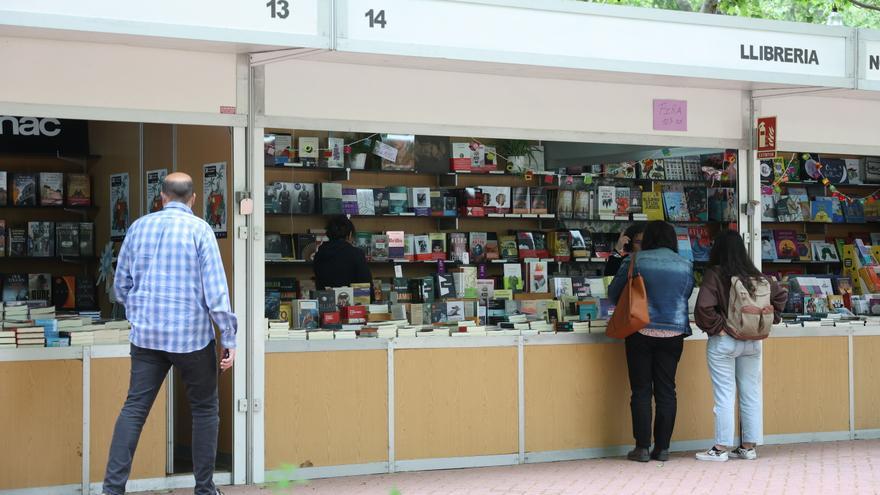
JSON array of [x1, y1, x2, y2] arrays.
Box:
[[219, 106, 237, 114], [756, 116, 777, 159]]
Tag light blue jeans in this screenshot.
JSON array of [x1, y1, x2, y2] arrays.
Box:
[[707, 334, 763, 448]]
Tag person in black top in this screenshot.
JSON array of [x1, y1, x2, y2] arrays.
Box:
[[314, 215, 372, 290], [603, 222, 645, 277]]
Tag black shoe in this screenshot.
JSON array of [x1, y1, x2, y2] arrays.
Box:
[[627, 447, 650, 462], [650, 448, 669, 461]]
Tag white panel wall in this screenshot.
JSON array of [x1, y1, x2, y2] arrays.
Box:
[[263, 60, 746, 147], [757, 94, 880, 154], [0, 36, 237, 116]]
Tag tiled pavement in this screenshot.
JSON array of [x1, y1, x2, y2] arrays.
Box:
[[155, 439, 880, 494]]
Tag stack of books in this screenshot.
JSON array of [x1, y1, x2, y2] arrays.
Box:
[[0, 329, 15, 348], [15, 325, 45, 347], [267, 320, 289, 340]]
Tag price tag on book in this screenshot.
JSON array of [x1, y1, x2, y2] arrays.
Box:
[[478, 264, 487, 278], [394, 264, 403, 278], [437, 259, 446, 274], [461, 252, 470, 265]]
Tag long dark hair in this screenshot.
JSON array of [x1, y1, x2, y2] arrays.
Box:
[[640, 221, 677, 252], [710, 230, 764, 295]]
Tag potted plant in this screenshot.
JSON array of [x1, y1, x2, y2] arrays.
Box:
[[348, 137, 373, 170], [499, 139, 538, 173]]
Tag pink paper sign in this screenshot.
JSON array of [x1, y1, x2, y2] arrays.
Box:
[[653, 99, 687, 131]]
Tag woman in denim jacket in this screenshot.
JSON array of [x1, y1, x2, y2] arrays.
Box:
[[608, 221, 694, 463]]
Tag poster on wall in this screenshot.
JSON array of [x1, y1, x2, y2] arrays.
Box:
[[146, 168, 168, 213], [203, 162, 228, 239], [110, 173, 130, 241]]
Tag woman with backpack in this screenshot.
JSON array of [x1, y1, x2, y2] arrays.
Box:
[[608, 221, 694, 463], [694, 230, 788, 462]]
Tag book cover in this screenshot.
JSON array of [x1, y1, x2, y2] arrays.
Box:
[[533, 232, 550, 258], [573, 190, 592, 219], [674, 226, 693, 261], [13, 173, 36, 206], [528, 261, 549, 293], [56, 222, 80, 257], [429, 232, 447, 260], [52, 275, 76, 309], [414, 234, 431, 261], [264, 133, 293, 165], [819, 158, 848, 184], [845, 158, 863, 185], [482, 186, 511, 214], [39, 172, 64, 206], [708, 187, 737, 222], [503, 263, 524, 292], [556, 190, 574, 219], [295, 234, 320, 261], [370, 234, 389, 261], [684, 187, 708, 222], [295, 300, 320, 329], [638, 159, 666, 180], [529, 187, 548, 214], [796, 234, 812, 261], [327, 137, 345, 168], [469, 232, 488, 263], [550, 231, 571, 261], [2, 273, 28, 302], [0, 171, 6, 205], [448, 232, 468, 262], [866, 157, 880, 183], [830, 199, 846, 223], [450, 142, 477, 172], [75, 276, 97, 310], [776, 195, 804, 222], [682, 155, 703, 181], [844, 201, 866, 224], [662, 188, 690, 222], [110, 173, 130, 239], [786, 187, 810, 220], [452, 266, 478, 299], [0, 219, 5, 256], [403, 234, 415, 261], [689, 226, 711, 262], [642, 191, 665, 221], [629, 187, 643, 214], [27, 221, 54, 257], [279, 234, 293, 259], [597, 186, 616, 217], [356, 188, 375, 216], [607, 161, 638, 179], [297, 137, 319, 167], [66, 174, 91, 207], [773, 229, 799, 259], [387, 231, 405, 260], [443, 195, 457, 216], [373, 188, 390, 216], [430, 190, 444, 216], [761, 229, 778, 260], [434, 273, 456, 299], [379, 134, 415, 171], [568, 230, 589, 258], [517, 231, 537, 259], [485, 232, 500, 261], [811, 198, 834, 223], [511, 187, 530, 214], [79, 222, 94, 257], [8, 226, 26, 256], [800, 153, 822, 181], [289, 183, 316, 214], [386, 186, 408, 215], [499, 235, 519, 261], [414, 135, 452, 174], [320, 183, 343, 215], [614, 187, 630, 217], [410, 187, 430, 216], [264, 232, 283, 260], [760, 186, 777, 222], [28, 273, 51, 302], [811, 241, 840, 262]]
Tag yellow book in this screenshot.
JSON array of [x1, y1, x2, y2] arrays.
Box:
[[278, 303, 292, 328], [840, 245, 860, 291], [642, 191, 665, 221]]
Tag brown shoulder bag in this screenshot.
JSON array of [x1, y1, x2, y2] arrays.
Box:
[[605, 254, 650, 339]]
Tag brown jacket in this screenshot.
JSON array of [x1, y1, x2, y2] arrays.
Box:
[[695, 267, 789, 338]]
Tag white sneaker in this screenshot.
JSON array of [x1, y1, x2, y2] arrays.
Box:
[[729, 446, 758, 460], [695, 447, 729, 462]]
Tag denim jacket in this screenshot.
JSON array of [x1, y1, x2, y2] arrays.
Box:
[[608, 247, 695, 336]]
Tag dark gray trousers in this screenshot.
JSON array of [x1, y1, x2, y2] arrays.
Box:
[[103, 341, 218, 495]]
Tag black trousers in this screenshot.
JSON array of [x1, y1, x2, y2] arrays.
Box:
[[103, 341, 219, 495], [624, 332, 685, 450]]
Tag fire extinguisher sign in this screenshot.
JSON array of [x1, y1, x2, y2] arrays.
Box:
[[756, 116, 777, 159]]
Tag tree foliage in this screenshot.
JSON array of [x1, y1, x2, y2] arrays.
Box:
[[585, 0, 880, 28]]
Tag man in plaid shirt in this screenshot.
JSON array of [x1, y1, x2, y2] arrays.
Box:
[[102, 172, 237, 495]]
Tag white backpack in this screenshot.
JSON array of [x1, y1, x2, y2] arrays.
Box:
[[726, 276, 774, 340]]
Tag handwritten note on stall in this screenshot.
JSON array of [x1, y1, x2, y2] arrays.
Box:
[[653, 99, 687, 131]]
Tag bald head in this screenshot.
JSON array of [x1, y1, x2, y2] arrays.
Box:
[[161, 172, 195, 207]]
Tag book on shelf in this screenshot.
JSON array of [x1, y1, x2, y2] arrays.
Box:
[[549, 231, 571, 262], [279, 234, 294, 259], [844, 158, 864, 185], [370, 234, 389, 262], [485, 232, 500, 261], [13, 173, 36, 206], [708, 187, 736, 222], [434, 273, 456, 299], [372, 188, 390, 216], [297, 137, 319, 167], [414, 135, 452, 174], [593, 234, 614, 259], [429, 232, 447, 260], [75, 277, 97, 310], [429, 190, 444, 216], [387, 231, 405, 260], [8, 226, 26, 257], [378, 134, 415, 171], [320, 183, 343, 215], [403, 234, 415, 261], [356, 188, 375, 216], [642, 191, 665, 221], [450, 142, 477, 172], [796, 234, 812, 261], [573, 189, 592, 220], [597, 186, 616, 218], [761, 230, 777, 260], [760, 186, 777, 222], [819, 158, 848, 184], [773, 229, 799, 259], [568, 230, 589, 258], [662, 187, 690, 222], [775, 195, 803, 222], [830, 199, 846, 223], [28, 273, 51, 302], [264, 133, 293, 165], [503, 263, 524, 292], [786, 187, 810, 220], [684, 187, 708, 222], [664, 157, 685, 181], [39, 172, 64, 206], [614, 187, 630, 217], [0, 171, 6, 206], [413, 234, 431, 261], [56, 222, 80, 257], [410, 187, 430, 215], [511, 187, 530, 214], [388, 186, 408, 214], [452, 266, 478, 298], [811, 241, 840, 262], [844, 201, 865, 223], [682, 155, 703, 181], [689, 226, 711, 262], [2, 274, 27, 302], [528, 261, 549, 293], [674, 226, 693, 261], [482, 186, 511, 214], [27, 221, 54, 257], [810, 197, 834, 223], [639, 159, 666, 180], [629, 187, 643, 215], [469, 232, 488, 263], [864, 157, 880, 183], [529, 187, 548, 214], [448, 232, 468, 263], [499, 235, 518, 262], [556, 189, 574, 219]]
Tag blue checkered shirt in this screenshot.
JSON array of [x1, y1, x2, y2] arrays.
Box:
[[114, 201, 238, 353]]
